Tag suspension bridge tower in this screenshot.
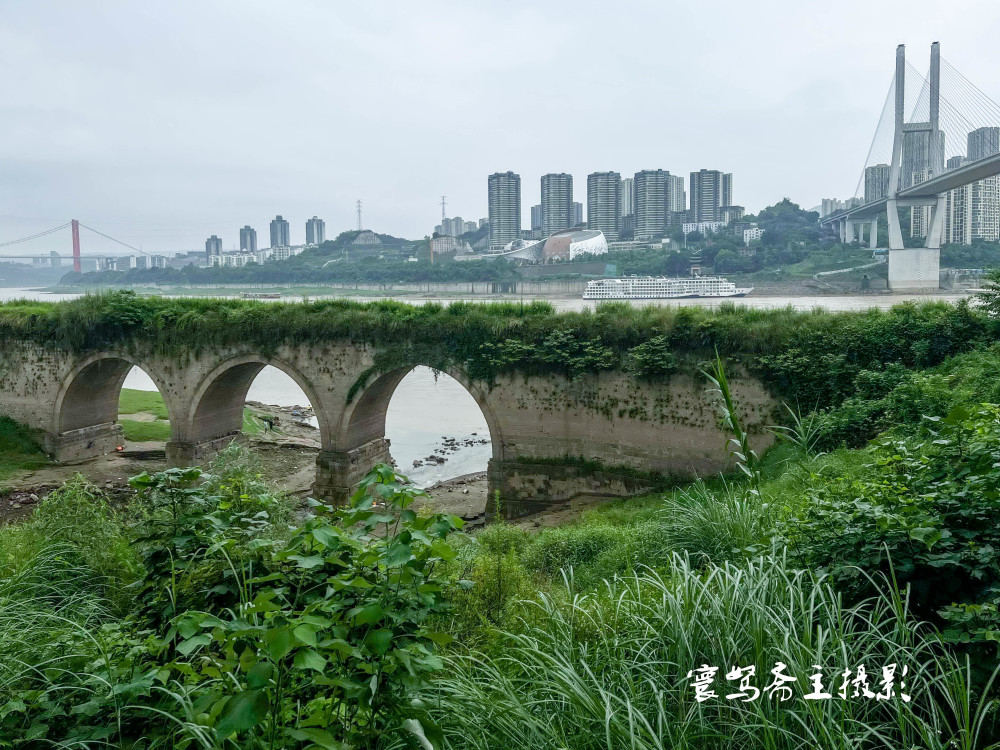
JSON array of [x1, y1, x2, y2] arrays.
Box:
[[71, 219, 81, 273], [886, 43, 945, 292]]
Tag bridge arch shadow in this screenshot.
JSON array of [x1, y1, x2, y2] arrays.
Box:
[[52, 353, 173, 462], [179, 355, 330, 464]]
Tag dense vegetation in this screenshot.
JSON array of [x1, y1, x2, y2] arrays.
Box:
[[4, 344, 1000, 746], [1, 293, 995, 410], [6, 294, 1000, 745]]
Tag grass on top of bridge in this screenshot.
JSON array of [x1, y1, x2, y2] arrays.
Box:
[[2, 290, 998, 410]]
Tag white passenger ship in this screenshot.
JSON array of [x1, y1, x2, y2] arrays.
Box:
[[583, 276, 753, 300]]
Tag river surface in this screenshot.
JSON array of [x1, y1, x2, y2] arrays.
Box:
[[0, 285, 974, 486]]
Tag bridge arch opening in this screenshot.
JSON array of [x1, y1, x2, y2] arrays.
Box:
[[342, 366, 498, 515], [54, 356, 172, 461], [183, 359, 327, 476]]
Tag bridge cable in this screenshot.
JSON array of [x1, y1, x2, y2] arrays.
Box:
[[78, 223, 149, 255], [0, 223, 72, 249], [854, 74, 896, 201]]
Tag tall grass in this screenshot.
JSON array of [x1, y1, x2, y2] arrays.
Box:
[[0, 415, 47, 479], [428, 553, 998, 749]]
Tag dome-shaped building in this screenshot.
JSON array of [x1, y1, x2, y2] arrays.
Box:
[[541, 229, 608, 262]]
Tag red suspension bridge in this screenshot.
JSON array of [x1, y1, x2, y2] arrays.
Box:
[[0, 220, 148, 272]]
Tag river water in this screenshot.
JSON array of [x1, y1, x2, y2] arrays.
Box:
[[0, 286, 973, 486]]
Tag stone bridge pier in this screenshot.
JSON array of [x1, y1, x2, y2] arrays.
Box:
[[0, 339, 776, 517]]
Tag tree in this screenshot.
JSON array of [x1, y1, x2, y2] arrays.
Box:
[[713, 249, 740, 273], [753, 198, 821, 248]]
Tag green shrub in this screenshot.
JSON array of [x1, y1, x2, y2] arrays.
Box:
[[625, 335, 679, 378], [475, 522, 532, 557], [203, 443, 293, 531], [165, 464, 464, 747], [450, 549, 533, 637], [521, 524, 631, 578], [657, 479, 774, 562], [779, 404, 1000, 640]]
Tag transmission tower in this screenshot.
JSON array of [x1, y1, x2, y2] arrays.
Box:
[[356, 200, 363, 231], [441, 195, 447, 222]]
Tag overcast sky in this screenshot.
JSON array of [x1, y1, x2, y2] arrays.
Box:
[[3, 0, 1000, 255]]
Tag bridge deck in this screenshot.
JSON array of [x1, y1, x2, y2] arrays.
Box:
[[821, 151, 1000, 225]]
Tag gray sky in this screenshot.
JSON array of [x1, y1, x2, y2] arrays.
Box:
[[3, 0, 1000, 255]]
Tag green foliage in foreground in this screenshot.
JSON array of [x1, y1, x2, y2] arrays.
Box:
[[0, 458, 462, 748], [781, 404, 1000, 658], [5, 344, 1000, 746]]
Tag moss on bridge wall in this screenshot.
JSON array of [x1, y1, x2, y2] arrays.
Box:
[[0, 291, 994, 410]]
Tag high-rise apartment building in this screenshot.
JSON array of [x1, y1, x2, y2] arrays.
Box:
[[586, 171, 621, 240], [540, 173, 574, 236], [634, 170, 683, 239], [573, 202, 583, 226], [942, 128, 1000, 244], [239, 226, 257, 253], [668, 175, 686, 213], [270, 215, 291, 248], [865, 164, 891, 203], [434, 217, 473, 237], [689, 170, 733, 222], [305, 216, 326, 245], [205, 235, 222, 262], [944, 177, 1000, 244], [620, 177, 635, 219], [530, 204, 542, 231], [488, 172, 521, 249], [968, 127, 1000, 161], [901, 129, 946, 189]]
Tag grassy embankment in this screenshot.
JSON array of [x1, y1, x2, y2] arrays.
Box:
[[0, 417, 47, 480], [118, 388, 265, 442]]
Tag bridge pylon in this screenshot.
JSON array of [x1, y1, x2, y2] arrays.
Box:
[[886, 43, 943, 292]]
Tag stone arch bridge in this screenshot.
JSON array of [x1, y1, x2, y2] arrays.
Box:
[[0, 338, 775, 516]]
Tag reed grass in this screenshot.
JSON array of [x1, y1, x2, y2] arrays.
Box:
[[428, 553, 999, 750]]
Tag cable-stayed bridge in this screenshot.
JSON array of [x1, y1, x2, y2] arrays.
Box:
[[821, 43, 1000, 291]]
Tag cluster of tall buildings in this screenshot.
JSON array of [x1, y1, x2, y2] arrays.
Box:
[[204, 214, 326, 264], [435, 216, 484, 237], [486, 169, 740, 249], [861, 125, 1000, 245]]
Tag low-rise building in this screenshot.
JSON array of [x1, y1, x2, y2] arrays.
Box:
[[682, 221, 728, 235], [210, 252, 257, 267], [270, 246, 302, 261], [135, 255, 167, 270]]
